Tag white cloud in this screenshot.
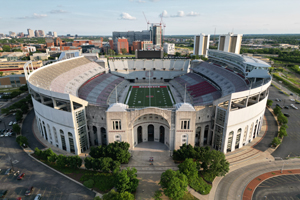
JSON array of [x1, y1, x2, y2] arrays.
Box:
[[149, 0, 160, 2], [138, 0, 146, 2], [50, 9, 68, 14], [119, 13, 136, 20], [159, 10, 168, 18], [186, 11, 200, 17], [18, 13, 47, 19], [171, 11, 184, 17]]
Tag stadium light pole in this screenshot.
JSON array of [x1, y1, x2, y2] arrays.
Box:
[[149, 70, 151, 107]]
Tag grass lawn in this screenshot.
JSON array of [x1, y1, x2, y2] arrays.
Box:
[[125, 86, 175, 108], [0, 87, 20, 93]]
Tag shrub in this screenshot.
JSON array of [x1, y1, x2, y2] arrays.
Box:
[[279, 127, 287, 138], [201, 171, 216, 183], [277, 113, 288, 125], [83, 179, 94, 188], [189, 176, 212, 195], [267, 99, 273, 107], [178, 158, 198, 180], [154, 190, 163, 200], [34, 147, 41, 156], [114, 167, 139, 193], [16, 136, 28, 147], [273, 106, 282, 116], [272, 137, 281, 147]]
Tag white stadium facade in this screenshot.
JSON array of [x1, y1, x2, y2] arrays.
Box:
[[24, 50, 271, 155]]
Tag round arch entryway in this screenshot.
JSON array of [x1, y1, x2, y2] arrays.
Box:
[[133, 114, 170, 150]]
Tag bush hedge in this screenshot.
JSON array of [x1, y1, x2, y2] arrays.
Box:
[[189, 176, 212, 195]]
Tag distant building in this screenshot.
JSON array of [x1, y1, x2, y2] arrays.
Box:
[[48, 31, 52, 36], [116, 38, 129, 54], [0, 74, 27, 88], [53, 31, 57, 38], [0, 60, 42, 75], [34, 30, 40, 37], [9, 31, 16, 38], [27, 29, 34, 38], [18, 32, 24, 38], [6, 52, 27, 61], [132, 41, 153, 51], [151, 25, 162, 47], [112, 30, 151, 46], [23, 46, 36, 53], [72, 40, 92, 47], [38, 30, 45, 37], [30, 53, 50, 61], [193, 34, 210, 57], [109, 38, 114, 50], [218, 33, 243, 54], [163, 43, 175, 55]]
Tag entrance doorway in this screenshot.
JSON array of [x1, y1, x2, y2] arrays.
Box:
[[101, 127, 106, 145], [148, 124, 154, 141], [137, 126, 143, 143], [159, 126, 165, 143]]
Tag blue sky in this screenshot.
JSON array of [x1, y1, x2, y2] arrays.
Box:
[[1, 0, 300, 36]]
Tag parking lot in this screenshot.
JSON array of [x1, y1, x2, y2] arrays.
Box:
[[0, 129, 95, 200], [0, 113, 17, 137], [269, 85, 300, 158], [253, 174, 300, 200]]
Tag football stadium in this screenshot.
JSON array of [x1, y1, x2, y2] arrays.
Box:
[[24, 49, 271, 155]]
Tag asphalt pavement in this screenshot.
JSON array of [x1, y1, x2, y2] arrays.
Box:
[[0, 133, 95, 200], [252, 109, 278, 151], [268, 85, 300, 158], [22, 109, 45, 150]]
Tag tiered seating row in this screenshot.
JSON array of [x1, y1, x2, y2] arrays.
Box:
[[78, 74, 125, 105], [108, 80, 130, 104], [29, 57, 91, 90]]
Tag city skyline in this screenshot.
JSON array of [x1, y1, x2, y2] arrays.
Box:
[[0, 0, 300, 35]]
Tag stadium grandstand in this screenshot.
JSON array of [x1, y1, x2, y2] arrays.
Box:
[[24, 50, 271, 155]]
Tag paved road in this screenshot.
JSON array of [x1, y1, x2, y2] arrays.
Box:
[[22, 109, 45, 150], [0, 131, 95, 199], [268, 85, 300, 158], [253, 174, 300, 200], [252, 109, 278, 151]]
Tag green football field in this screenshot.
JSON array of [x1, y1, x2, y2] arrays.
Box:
[[125, 86, 175, 108]]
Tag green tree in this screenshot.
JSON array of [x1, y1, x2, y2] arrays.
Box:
[[0, 72, 3, 77], [12, 124, 21, 134], [1, 108, 9, 115], [267, 99, 273, 107], [203, 150, 229, 177], [83, 179, 94, 188], [34, 147, 41, 156], [281, 124, 288, 129], [101, 189, 134, 200], [121, 48, 127, 55], [16, 136, 28, 147], [84, 157, 94, 170], [178, 158, 198, 180], [279, 127, 287, 138], [273, 106, 282, 116], [272, 137, 281, 147], [277, 113, 288, 125], [114, 167, 139, 193], [154, 190, 163, 200], [175, 52, 181, 57], [56, 154, 67, 168], [2, 45, 11, 52], [99, 157, 113, 173], [159, 169, 188, 200], [67, 155, 83, 169]]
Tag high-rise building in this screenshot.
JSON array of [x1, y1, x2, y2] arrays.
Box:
[[53, 31, 57, 38], [112, 30, 151, 46], [108, 38, 114, 50], [151, 25, 162, 47], [218, 33, 243, 54], [48, 31, 52, 36], [9, 31, 16, 38], [27, 29, 34, 37], [35, 30, 40, 37], [193, 33, 210, 57], [38, 30, 45, 37], [18, 32, 24, 38]]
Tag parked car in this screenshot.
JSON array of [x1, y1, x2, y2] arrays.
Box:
[[279, 91, 284, 94], [284, 106, 289, 109], [276, 98, 280, 101], [25, 187, 34, 196], [276, 104, 283, 109], [0, 190, 8, 198], [290, 99, 295, 102], [8, 121, 13, 126], [5, 168, 11, 175], [13, 121, 17, 125], [17, 173, 25, 180], [290, 93, 294, 96], [16, 197, 22, 200], [296, 101, 300, 104], [284, 113, 290, 117], [34, 194, 42, 200]]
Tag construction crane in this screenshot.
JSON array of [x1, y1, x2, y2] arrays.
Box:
[[143, 12, 150, 30], [160, 12, 166, 45]]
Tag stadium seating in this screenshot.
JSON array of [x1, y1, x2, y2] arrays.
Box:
[[78, 73, 125, 105], [192, 62, 248, 96]]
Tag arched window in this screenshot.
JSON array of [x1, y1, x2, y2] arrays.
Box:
[[227, 131, 233, 152], [42, 121, 48, 141], [137, 126, 143, 144], [101, 127, 107, 145], [243, 125, 248, 144], [235, 128, 242, 149], [159, 126, 165, 144], [60, 129, 66, 150], [68, 132, 75, 153], [195, 127, 201, 146], [93, 126, 98, 146], [47, 124, 52, 140], [204, 125, 209, 145], [249, 123, 254, 141], [53, 127, 58, 143]]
